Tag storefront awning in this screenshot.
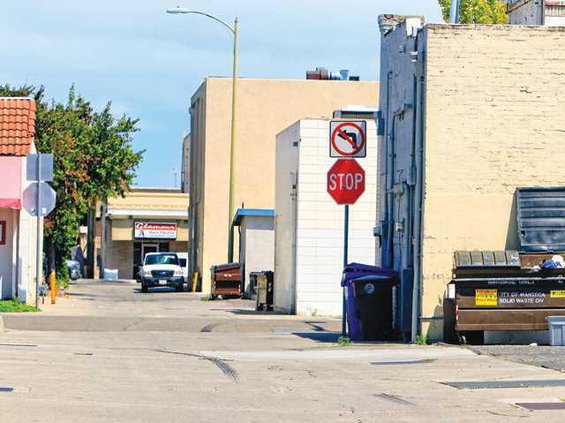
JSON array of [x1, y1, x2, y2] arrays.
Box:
[[0, 157, 23, 209], [106, 208, 187, 219], [0, 198, 21, 209]]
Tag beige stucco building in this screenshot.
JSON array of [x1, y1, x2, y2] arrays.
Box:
[[378, 16, 565, 341], [188, 77, 379, 293], [95, 188, 189, 280]]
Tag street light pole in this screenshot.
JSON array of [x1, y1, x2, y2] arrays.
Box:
[[227, 17, 239, 263], [166, 7, 239, 263]]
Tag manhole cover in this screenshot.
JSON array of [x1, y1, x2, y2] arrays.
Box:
[[442, 380, 565, 390]]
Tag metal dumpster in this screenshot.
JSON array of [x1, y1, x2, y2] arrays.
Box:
[[210, 263, 241, 298], [444, 187, 565, 344]]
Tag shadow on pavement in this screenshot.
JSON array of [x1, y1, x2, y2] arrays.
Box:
[[133, 287, 178, 294], [291, 332, 341, 343], [220, 309, 287, 316]]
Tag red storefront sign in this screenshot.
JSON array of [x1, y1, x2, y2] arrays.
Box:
[[134, 222, 177, 240]]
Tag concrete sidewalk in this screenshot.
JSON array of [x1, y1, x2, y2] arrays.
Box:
[[2, 279, 341, 334]]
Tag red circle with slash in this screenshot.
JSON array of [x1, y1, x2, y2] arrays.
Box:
[[331, 122, 366, 157]]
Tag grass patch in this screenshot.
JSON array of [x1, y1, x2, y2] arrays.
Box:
[[0, 299, 39, 313], [56, 279, 69, 289], [415, 334, 428, 345], [337, 336, 352, 347]]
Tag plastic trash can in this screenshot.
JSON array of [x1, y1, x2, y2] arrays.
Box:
[[341, 263, 398, 342], [548, 316, 565, 346]]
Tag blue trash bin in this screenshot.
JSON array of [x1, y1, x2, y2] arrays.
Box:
[[341, 263, 398, 341]]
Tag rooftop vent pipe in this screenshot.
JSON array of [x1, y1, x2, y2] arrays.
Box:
[[449, 0, 460, 23], [306, 68, 360, 81]]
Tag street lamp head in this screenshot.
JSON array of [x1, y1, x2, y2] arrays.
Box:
[[166, 6, 192, 14]]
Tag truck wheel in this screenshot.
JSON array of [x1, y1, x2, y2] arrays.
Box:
[[141, 283, 148, 293], [177, 283, 184, 292]]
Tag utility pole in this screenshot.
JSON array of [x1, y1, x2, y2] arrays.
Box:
[[166, 7, 239, 263]]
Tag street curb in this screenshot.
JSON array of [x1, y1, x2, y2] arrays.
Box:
[[0, 316, 4, 333]]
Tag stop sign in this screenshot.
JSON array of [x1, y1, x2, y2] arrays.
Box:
[[327, 159, 365, 205]]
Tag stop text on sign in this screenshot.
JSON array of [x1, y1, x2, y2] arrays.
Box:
[[327, 159, 365, 205], [328, 172, 364, 191]]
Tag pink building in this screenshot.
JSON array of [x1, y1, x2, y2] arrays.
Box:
[[0, 98, 41, 303]]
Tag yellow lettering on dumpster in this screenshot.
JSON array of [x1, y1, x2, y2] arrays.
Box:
[[550, 290, 565, 298], [475, 289, 498, 306]]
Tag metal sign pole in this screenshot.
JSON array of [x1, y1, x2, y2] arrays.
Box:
[[342, 204, 349, 337], [35, 154, 41, 309]]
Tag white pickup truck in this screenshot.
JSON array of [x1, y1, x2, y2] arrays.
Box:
[[140, 252, 184, 293]]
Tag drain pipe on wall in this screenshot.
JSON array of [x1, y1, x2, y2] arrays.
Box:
[[411, 32, 426, 343], [449, 0, 460, 24], [383, 72, 393, 269]]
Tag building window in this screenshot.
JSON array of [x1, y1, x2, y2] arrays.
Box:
[[0, 221, 6, 245]]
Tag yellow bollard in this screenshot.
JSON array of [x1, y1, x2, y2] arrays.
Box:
[[192, 272, 199, 294], [49, 271, 56, 304]]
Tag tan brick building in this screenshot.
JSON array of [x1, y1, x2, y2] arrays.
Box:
[[377, 17, 565, 341], [188, 77, 379, 294], [95, 189, 189, 280]]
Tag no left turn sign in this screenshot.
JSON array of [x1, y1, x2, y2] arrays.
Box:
[[330, 120, 367, 158]]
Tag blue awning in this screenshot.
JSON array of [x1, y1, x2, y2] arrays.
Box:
[[232, 208, 275, 226]]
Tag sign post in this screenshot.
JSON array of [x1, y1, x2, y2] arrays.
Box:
[[327, 158, 366, 337], [342, 204, 349, 336], [25, 153, 55, 309], [36, 154, 41, 309]]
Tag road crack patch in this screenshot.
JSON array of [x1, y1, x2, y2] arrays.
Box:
[[156, 349, 239, 382], [374, 393, 416, 407], [122, 318, 144, 331], [200, 323, 224, 332]]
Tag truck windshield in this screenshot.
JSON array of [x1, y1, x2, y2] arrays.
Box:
[[145, 254, 179, 266]]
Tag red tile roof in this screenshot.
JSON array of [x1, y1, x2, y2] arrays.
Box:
[[0, 98, 36, 156]]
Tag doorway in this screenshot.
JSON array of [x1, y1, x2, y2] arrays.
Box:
[[142, 243, 159, 258], [0, 211, 14, 299]]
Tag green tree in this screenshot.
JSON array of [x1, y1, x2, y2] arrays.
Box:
[[438, 0, 508, 24], [0, 84, 143, 280]]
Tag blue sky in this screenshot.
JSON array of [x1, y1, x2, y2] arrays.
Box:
[[1, 1, 442, 187]]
